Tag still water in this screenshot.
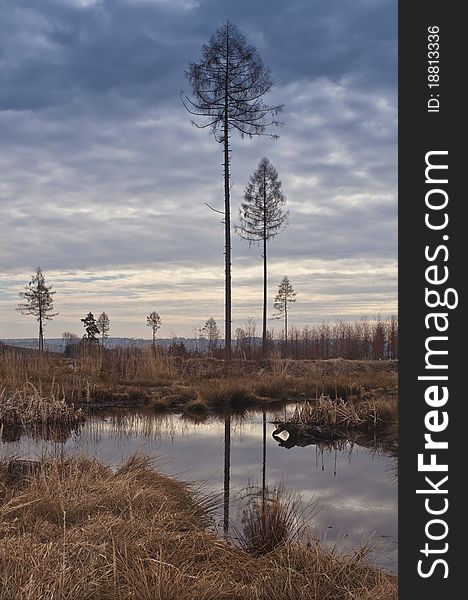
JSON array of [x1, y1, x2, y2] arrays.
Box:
[[0, 406, 397, 573]]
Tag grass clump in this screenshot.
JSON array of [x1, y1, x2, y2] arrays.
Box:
[[236, 484, 303, 556], [197, 379, 257, 408], [184, 397, 209, 413], [292, 395, 397, 431], [0, 387, 84, 435]]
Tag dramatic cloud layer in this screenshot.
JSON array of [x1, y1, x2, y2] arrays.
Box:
[[0, 0, 397, 338]]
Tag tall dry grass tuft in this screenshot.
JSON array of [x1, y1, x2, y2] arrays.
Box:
[[0, 454, 396, 600], [196, 378, 256, 407], [236, 484, 308, 555], [101, 347, 176, 387], [0, 349, 60, 390], [269, 350, 291, 376]]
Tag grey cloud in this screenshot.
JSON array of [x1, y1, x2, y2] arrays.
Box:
[[0, 0, 396, 111]]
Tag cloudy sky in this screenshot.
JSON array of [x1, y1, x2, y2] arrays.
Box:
[[0, 0, 397, 340]]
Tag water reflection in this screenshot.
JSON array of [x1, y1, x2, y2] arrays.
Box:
[[262, 411, 266, 503], [0, 406, 397, 572], [224, 414, 230, 536]]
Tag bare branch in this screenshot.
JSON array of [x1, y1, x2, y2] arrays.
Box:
[[205, 202, 225, 215]]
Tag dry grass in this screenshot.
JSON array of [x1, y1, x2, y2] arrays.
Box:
[[0, 455, 397, 599], [196, 379, 257, 408], [100, 346, 177, 387], [0, 347, 176, 401], [236, 484, 305, 556], [291, 395, 397, 431], [0, 347, 397, 427], [0, 386, 84, 436], [184, 397, 210, 413]]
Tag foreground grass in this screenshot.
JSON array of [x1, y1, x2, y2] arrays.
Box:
[[0, 455, 396, 600]]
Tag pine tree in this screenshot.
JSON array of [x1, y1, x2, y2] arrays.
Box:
[[146, 311, 162, 347], [183, 21, 283, 360], [16, 267, 58, 350], [81, 312, 100, 342], [273, 276, 296, 343], [237, 157, 287, 357]]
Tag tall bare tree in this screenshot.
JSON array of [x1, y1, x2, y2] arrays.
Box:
[[146, 311, 162, 347], [183, 21, 283, 360], [16, 267, 57, 351], [273, 276, 296, 343], [237, 157, 287, 357], [97, 312, 110, 347]]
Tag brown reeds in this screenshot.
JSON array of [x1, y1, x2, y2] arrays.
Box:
[[0, 455, 397, 599], [292, 395, 397, 430], [0, 345, 397, 417], [0, 386, 84, 436]]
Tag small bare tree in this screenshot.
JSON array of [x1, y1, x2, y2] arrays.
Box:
[[235, 327, 245, 353], [237, 157, 287, 357], [235, 317, 257, 359], [202, 317, 220, 355], [146, 311, 162, 347], [183, 21, 283, 360], [62, 331, 79, 356], [273, 276, 296, 343], [97, 312, 110, 347], [62, 331, 78, 342], [16, 267, 58, 351]]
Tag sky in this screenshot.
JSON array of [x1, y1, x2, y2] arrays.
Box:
[[0, 0, 397, 340]]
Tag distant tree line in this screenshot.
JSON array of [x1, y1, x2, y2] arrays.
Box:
[[230, 316, 398, 361], [167, 316, 397, 361], [275, 316, 398, 361], [13, 268, 397, 360]]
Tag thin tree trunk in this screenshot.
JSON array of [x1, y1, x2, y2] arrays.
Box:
[[38, 294, 43, 351], [262, 168, 267, 359], [222, 27, 232, 361], [262, 235, 267, 359], [223, 80, 231, 361], [285, 302, 288, 344]]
